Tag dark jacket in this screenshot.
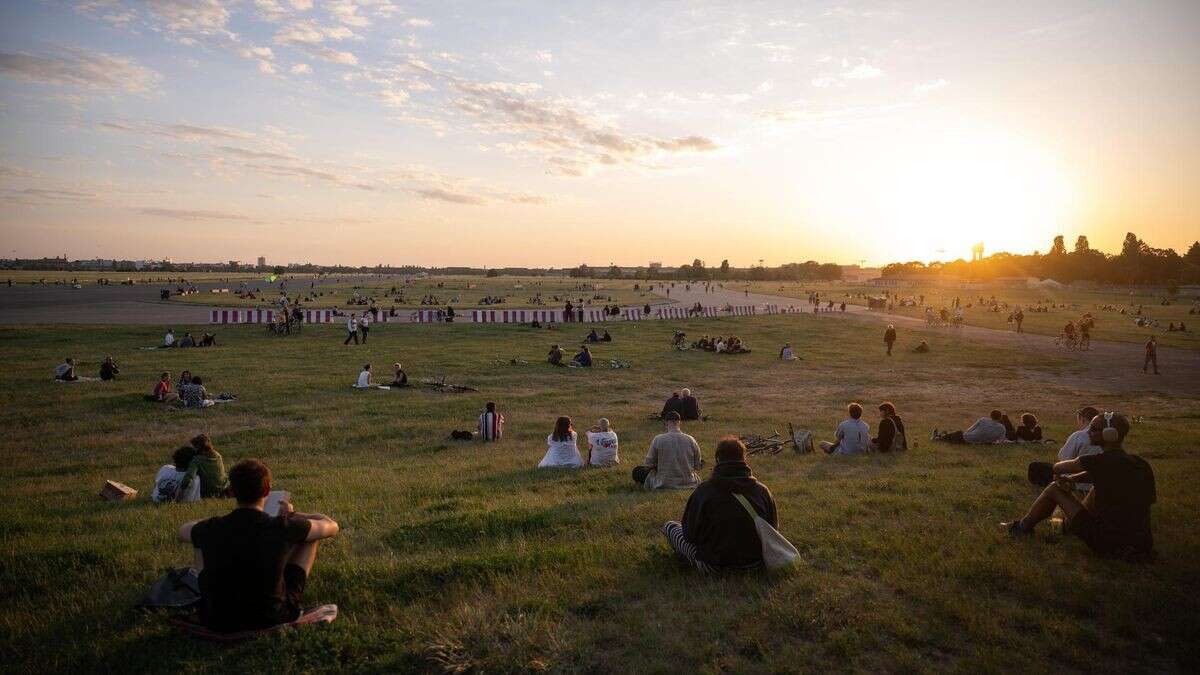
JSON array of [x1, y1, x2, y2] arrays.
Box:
[[1015, 425, 1042, 442], [678, 395, 701, 420], [681, 461, 777, 567], [873, 415, 906, 451], [660, 395, 682, 418]]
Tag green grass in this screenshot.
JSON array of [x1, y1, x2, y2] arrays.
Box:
[[1, 317, 1197, 673], [738, 281, 1200, 350]]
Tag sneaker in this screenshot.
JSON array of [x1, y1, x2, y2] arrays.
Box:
[[929, 429, 939, 441], [1000, 521, 1032, 537]]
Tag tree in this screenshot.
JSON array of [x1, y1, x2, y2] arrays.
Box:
[[1185, 241, 1200, 266], [1049, 235, 1067, 256], [1074, 236, 1090, 254], [568, 264, 591, 278], [1120, 232, 1144, 258], [719, 259, 730, 277], [606, 264, 622, 279]]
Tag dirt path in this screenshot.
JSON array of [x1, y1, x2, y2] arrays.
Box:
[[654, 282, 1200, 398]]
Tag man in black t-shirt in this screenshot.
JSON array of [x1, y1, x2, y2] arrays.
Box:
[[1001, 412, 1156, 558], [178, 459, 340, 632]]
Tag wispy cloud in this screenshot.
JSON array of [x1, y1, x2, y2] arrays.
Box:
[[137, 206, 250, 221], [0, 48, 159, 92]]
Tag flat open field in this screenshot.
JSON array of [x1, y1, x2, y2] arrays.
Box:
[[735, 281, 1200, 350], [2, 317, 1197, 673], [170, 275, 670, 310], [0, 270, 311, 285]]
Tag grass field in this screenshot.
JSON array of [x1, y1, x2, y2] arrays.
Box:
[[2, 316, 1197, 673], [171, 275, 670, 310], [735, 281, 1200, 351], [0, 270, 311, 285]]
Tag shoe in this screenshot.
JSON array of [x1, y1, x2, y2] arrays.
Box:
[[1000, 521, 1032, 537], [930, 429, 938, 441]]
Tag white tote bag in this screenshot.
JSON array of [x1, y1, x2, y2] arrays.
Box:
[[734, 493, 799, 570]]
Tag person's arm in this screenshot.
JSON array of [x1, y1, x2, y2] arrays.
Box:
[[643, 439, 658, 468], [179, 458, 199, 494], [296, 513, 339, 541], [691, 438, 702, 470], [178, 519, 201, 543]]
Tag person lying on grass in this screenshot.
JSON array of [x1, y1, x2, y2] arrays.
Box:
[[355, 364, 372, 388], [663, 436, 777, 574], [586, 418, 619, 466], [54, 357, 78, 381], [179, 375, 214, 408], [1028, 406, 1101, 492], [178, 459, 340, 633], [931, 409, 1007, 444], [538, 416, 583, 468], [871, 402, 907, 452], [1002, 412, 1156, 560], [911, 340, 930, 353], [478, 401, 504, 442], [632, 411, 702, 489], [180, 433, 229, 498], [820, 402, 871, 455]]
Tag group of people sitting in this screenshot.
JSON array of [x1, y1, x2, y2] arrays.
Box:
[[354, 363, 409, 388], [931, 409, 1047, 445], [153, 433, 229, 502], [53, 356, 121, 382], [660, 388, 702, 420], [536, 416, 622, 468], [148, 370, 222, 407], [691, 335, 750, 354], [547, 344, 593, 367], [818, 402, 907, 454], [163, 329, 216, 348], [584, 328, 613, 343], [1166, 322, 1189, 332]]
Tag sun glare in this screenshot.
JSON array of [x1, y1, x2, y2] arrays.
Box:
[[884, 134, 1075, 262]]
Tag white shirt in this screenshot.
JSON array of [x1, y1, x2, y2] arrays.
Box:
[[359, 313, 371, 326], [1058, 428, 1101, 461], [347, 318, 358, 332], [780, 347, 795, 361], [538, 431, 583, 468], [586, 430, 620, 466], [164, 333, 175, 346], [152, 464, 199, 503], [356, 370, 371, 387], [834, 418, 871, 454]]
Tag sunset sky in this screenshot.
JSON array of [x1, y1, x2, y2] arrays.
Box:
[[1, 1, 1198, 267]]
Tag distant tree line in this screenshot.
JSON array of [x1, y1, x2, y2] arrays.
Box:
[[569, 259, 842, 281], [882, 233, 1200, 286]]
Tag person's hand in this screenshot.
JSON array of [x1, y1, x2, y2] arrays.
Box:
[[1053, 474, 1073, 490], [279, 500, 295, 516]]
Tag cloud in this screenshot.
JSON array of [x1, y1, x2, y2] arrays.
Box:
[[0, 48, 160, 93], [100, 120, 257, 142], [913, 78, 947, 93], [405, 18, 432, 28], [145, 0, 233, 40], [534, 50, 553, 63], [17, 188, 97, 200], [326, 0, 370, 27], [415, 188, 486, 205], [274, 20, 357, 45], [291, 62, 313, 75], [309, 46, 358, 65], [137, 206, 250, 221], [214, 146, 296, 161], [843, 63, 883, 79], [239, 46, 275, 60], [376, 88, 410, 106]]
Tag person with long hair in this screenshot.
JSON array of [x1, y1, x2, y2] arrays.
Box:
[[538, 416, 583, 468], [1015, 413, 1043, 442], [180, 433, 230, 498], [871, 402, 907, 452]]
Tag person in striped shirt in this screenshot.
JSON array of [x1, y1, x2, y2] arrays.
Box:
[[478, 402, 504, 441]]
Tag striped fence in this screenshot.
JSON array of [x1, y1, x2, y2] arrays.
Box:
[[623, 307, 643, 321], [304, 309, 333, 324], [210, 308, 277, 324], [209, 303, 783, 325]]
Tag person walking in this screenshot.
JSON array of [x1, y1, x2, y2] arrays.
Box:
[[1143, 336, 1158, 374], [358, 310, 371, 343], [884, 324, 897, 356], [343, 313, 359, 345]]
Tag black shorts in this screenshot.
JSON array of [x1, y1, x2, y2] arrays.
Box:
[[1066, 510, 1124, 556], [281, 563, 308, 621]]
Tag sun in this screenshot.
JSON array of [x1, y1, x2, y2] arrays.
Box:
[[883, 132, 1076, 262]]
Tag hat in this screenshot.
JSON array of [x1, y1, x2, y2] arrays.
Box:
[[664, 411, 682, 421]]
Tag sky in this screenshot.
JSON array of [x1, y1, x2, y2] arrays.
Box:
[[1, 1, 1198, 268]]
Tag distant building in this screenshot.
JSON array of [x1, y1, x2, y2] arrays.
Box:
[[839, 265, 880, 283], [257, 256, 266, 268], [229, 260, 240, 270], [648, 262, 662, 270]]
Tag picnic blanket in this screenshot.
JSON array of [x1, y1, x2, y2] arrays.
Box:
[[170, 604, 338, 642], [53, 376, 99, 383]]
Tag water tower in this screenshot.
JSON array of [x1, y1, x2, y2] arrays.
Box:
[[971, 242, 984, 262]]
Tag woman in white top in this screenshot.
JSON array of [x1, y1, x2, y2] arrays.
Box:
[[586, 418, 620, 466], [538, 416, 583, 468], [355, 364, 372, 388]]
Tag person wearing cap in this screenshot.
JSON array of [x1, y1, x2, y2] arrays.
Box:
[[1002, 412, 1157, 559], [632, 411, 703, 489]]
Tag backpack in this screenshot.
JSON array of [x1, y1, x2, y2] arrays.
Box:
[[790, 425, 814, 454], [734, 494, 799, 571]]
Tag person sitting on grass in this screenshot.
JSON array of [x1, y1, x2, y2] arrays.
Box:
[[678, 388, 702, 421], [390, 362, 408, 387], [178, 370, 192, 388], [179, 375, 214, 408], [632, 411, 702, 489], [200, 333, 216, 347], [601, 330, 612, 342], [179, 433, 229, 498], [586, 328, 600, 343], [660, 391, 682, 419], [179, 332, 196, 348], [149, 371, 180, 403], [54, 357, 78, 381], [931, 409, 1008, 444], [538, 416, 583, 468], [355, 364, 372, 388], [662, 436, 778, 574], [586, 418, 620, 466], [1015, 413, 1043, 442], [871, 402, 907, 452], [178, 458, 340, 633], [1001, 413, 1018, 441], [1002, 412, 1156, 560], [820, 402, 871, 455], [779, 343, 796, 361], [99, 356, 120, 381], [163, 329, 175, 348], [1028, 406, 1101, 491], [547, 344, 565, 367], [571, 345, 593, 367], [911, 340, 930, 353], [153, 445, 200, 503], [478, 401, 504, 442]]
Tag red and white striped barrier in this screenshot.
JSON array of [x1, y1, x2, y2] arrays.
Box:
[[210, 309, 277, 324], [623, 307, 643, 321], [726, 305, 756, 316], [583, 309, 609, 322], [413, 309, 440, 323], [703, 306, 720, 318], [765, 304, 779, 314], [656, 307, 688, 319], [305, 309, 333, 323]]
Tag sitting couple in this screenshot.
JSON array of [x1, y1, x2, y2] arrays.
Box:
[[819, 402, 907, 455], [547, 344, 592, 368], [153, 434, 229, 502], [354, 363, 408, 388], [537, 416, 620, 468], [932, 409, 1042, 444], [584, 328, 612, 343], [178, 458, 340, 633]]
